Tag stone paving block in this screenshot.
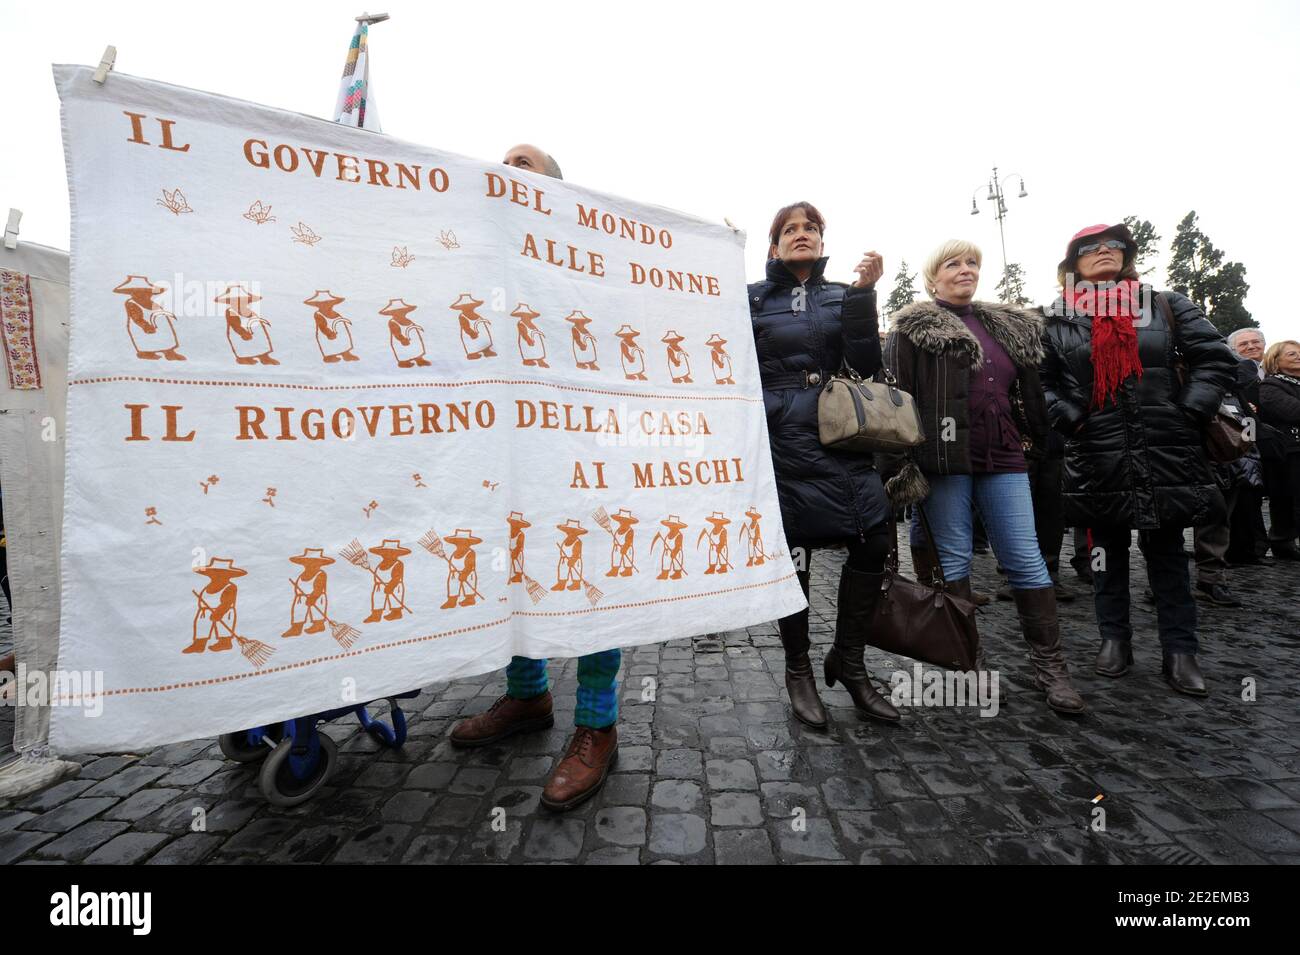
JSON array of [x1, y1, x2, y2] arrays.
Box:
[[714, 828, 775, 865], [35, 821, 130, 861], [524, 817, 585, 860], [648, 813, 707, 857], [333, 823, 411, 864], [710, 792, 763, 828], [84, 832, 170, 865]]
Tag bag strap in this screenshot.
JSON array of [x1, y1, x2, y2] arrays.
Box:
[[887, 503, 945, 587], [913, 503, 946, 586]]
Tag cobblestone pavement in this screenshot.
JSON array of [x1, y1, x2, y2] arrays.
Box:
[[2, 537, 1299, 865]]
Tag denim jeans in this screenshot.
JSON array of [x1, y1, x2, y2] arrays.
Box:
[[505, 651, 621, 728], [1088, 526, 1197, 654], [910, 472, 1052, 588]]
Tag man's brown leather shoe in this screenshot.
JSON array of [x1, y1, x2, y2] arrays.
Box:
[[449, 691, 554, 748], [540, 725, 618, 811]]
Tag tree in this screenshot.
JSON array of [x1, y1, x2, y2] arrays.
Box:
[[996, 263, 1031, 306], [884, 260, 918, 314], [1167, 211, 1255, 334], [1121, 216, 1161, 276]]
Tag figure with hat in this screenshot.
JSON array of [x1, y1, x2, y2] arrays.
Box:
[[662, 330, 692, 383], [382, 299, 430, 368], [449, 144, 620, 816], [651, 515, 687, 580], [507, 511, 531, 584], [362, 538, 410, 623], [706, 333, 734, 384], [698, 511, 732, 575], [513, 303, 548, 367], [565, 311, 599, 370], [305, 290, 358, 363], [601, 508, 638, 577], [284, 547, 334, 637], [1041, 222, 1236, 699], [739, 506, 767, 566], [615, 324, 647, 380], [451, 292, 496, 359], [186, 557, 246, 654], [552, 518, 588, 591], [114, 275, 185, 361], [216, 284, 277, 366], [440, 528, 482, 608]]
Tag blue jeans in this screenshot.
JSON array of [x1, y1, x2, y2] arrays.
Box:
[[910, 472, 1052, 588], [505, 651, 621, 728]]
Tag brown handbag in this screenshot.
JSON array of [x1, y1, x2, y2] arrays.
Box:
[[1160, 293, 1251, 464], [867, 505, 981, 671], [817, 360, 925, 454]]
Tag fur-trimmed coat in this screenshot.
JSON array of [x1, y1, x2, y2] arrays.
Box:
[[878, 299, 1051, 506]]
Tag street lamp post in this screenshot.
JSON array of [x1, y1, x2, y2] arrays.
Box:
[[969, 166, 1028, 300]]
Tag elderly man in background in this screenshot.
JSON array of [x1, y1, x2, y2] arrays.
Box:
[[448, 144, 622, 814], [1229, 328, 1300, 560]]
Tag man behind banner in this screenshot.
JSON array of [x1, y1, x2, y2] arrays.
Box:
[[449, 144, 620, 813]]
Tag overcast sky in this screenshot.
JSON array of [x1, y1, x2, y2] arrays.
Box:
[[4, 0, 1297, 342]]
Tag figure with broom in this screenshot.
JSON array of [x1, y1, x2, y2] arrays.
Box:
[[595, 506, 637, 577], [740, 506, 768, 566], [185, 557, 275, 668], [450, 143, 621, 815], [699, 511, 732, 575], [341, 538, 411, 623], [282, 548, 362, 648]]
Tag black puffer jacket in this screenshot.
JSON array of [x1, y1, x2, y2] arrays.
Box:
[[1039, 287, 1235, 529], [879, 300, 1051, 503], [749, 257, 890, 546], [1259, 373, 1300, 455]]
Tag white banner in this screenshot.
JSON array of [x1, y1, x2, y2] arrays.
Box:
[[49, 65, 804, 753]]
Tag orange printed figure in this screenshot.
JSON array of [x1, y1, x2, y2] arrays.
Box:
[[604, 508, 638, 577], [290, 222, 322, 246], [513, 303, 548, 367], [615, 325, 647, 380], [662, 330, 692, 383], [382, 298, 430, 368], [451, 292, 496, 359], [706, 334, 735, 384], [363, 539, 410, 623], [284, 548, 334, 637], [391, 245, 415, 268], [565, 311, 599, 370], [157, 188, 193, 216], [508, 510, 531, 584], [553, 519, 588, 591], [304, 290, 358, 363], [699, 511, 733, 575], [114, 275, 185, 361], [145, 507, 162, 525], [652, 515, 688, 580], [186, 557, 245, 654], [244, 200, 276, 225], [441, 529, 483, 608], [216, 284, 278, 366], [740, 506, 767, 566]]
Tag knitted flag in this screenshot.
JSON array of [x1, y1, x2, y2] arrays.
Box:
[[332, 21, 381, 132]]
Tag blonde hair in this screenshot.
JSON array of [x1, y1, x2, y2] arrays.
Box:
[[922, 240, 982, 298], [1263, 340, 1300, 375]]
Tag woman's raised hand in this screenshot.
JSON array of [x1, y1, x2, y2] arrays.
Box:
[[853, 251, 884, 289]]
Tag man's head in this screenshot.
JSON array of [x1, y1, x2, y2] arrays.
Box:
[[1228, 327, 1265, 362], [503, 144, 563, 180]]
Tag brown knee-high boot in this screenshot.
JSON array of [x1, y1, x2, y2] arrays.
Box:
[[824, 565, 900, 723], [1011, 586, 1086, 714], [778, 568, 827, 729]]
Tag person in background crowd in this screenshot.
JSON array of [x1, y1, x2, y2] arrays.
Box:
[[1232, 329, 1300, 560], [1222, 328, 1271, 563], [1192, 355, 1263, 605], [448, 145, 620, 814], [1040, 224, 1234, 697], [1258, 341, 1300, 551], [750, 201, 900, 728], [883, 240, 1085, 714]]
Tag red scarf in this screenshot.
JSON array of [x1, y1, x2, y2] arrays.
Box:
[[1068, 279, 1144, 409]]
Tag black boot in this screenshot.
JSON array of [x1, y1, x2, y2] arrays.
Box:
[[784, 653, 827, 729], [1095, 638, 1133, 677], [1163, 653, 1208, 697], [824, 565, 900, 724], [778, 569, 827, 728], [1011, 586, 1086, 714]]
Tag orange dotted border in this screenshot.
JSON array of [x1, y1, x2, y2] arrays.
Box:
[[69, 374, 759, 404], [51, 573, 795, 704]]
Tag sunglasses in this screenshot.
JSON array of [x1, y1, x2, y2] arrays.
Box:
[[1076, 238, 1128, 257]]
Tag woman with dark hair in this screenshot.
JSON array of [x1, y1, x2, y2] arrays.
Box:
[[1039, 223, 1235, 696], [884, 240, 1085, 714], [750, 201, 899, 728]]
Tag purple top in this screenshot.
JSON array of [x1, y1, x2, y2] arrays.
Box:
[[941, 301, 1026, 474]]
